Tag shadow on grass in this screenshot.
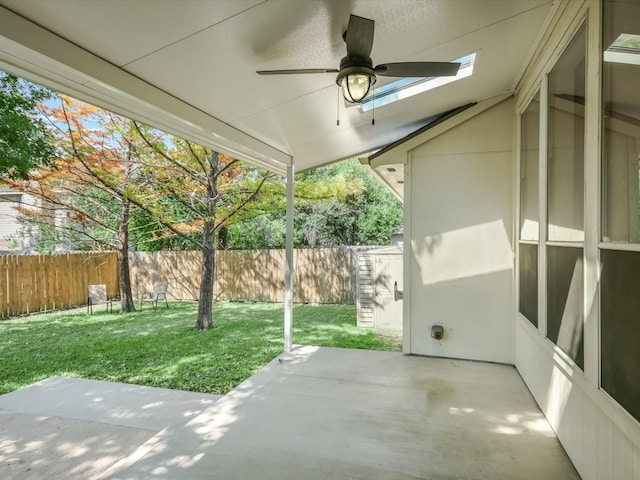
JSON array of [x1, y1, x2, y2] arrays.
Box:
[[0, 302, 400, 396]]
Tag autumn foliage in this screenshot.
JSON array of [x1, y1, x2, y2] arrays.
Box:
[[11, 96, 279, 326]]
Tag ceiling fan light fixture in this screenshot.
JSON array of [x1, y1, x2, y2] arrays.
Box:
[[257, 14, 462, 109], [336, 65, 376, 103]]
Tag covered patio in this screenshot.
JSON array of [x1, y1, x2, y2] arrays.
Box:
[[2, 1, 640, 478], [0, 347, 579, 479]]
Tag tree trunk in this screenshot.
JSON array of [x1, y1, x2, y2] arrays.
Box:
[[195, 220, 215, 330], [195, 151, 219, 330], [217, 224, 228, 250], [118, 199, 136, 313]]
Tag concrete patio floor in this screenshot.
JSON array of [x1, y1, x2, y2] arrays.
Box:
[[0, 346, 580, 479]]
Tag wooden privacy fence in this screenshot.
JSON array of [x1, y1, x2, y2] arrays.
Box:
[[129, 248, 359, 304], [0, 248, 360, 318], [0, 252, 119, 318]]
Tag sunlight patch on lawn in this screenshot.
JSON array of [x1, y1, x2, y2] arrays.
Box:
[[0, 302, 400, 395]]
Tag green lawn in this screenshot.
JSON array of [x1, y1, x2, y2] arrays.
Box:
[[0, 302, 400, 396]]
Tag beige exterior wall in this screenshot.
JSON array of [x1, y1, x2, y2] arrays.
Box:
[[406, 98, 515, 363]]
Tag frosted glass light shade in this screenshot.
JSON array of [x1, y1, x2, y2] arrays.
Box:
[[340, 73, 375, 103]]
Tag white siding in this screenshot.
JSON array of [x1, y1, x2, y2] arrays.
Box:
[[0, 193, 24, 250], [516, 318, 640, 480]]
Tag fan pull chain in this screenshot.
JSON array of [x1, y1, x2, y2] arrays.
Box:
[[372, 90, 375, 125], [336, 87, 340, 126]]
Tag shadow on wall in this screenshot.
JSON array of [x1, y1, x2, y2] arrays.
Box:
[[411, 219, 513, 286], [371, 269, 393, 309]]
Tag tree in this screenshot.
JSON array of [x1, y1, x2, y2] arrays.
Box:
[[0, 72, 54, 179], [12, 97, 146, 312], [131, 124, 280, 329], [15, 91, 396, 328], [225, 159, 402, 248], [16, 94, 283, 326]]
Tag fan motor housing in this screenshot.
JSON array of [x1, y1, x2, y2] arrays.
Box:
[[336, 57, 376, 88], [339, 55, 373, 70]]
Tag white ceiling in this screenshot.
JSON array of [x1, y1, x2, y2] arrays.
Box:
[[0, 0, 555, 174]]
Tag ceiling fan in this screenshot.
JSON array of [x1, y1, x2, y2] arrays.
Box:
[[257, 14, 461, 104]]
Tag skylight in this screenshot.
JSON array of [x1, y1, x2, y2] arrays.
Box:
[[360, 52, 477, 112], [604, 33, 640, 65]]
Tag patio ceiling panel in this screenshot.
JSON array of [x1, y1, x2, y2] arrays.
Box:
[[232, 1, 554, 171], [0, 0, 554, 173], [1, 1, 265, 68], [0, 3, 292, 174], [120, 8, 342, 127]]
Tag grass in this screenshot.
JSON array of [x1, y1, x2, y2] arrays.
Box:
[[0, 302, 400, 396]]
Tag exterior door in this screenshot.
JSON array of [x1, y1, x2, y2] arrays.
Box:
[[373, 254, 403, 331]]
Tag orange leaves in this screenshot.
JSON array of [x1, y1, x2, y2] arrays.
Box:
[[173, 220, 204, 235], [20, 93, 283, 253]]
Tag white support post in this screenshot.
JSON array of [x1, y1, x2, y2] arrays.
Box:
[[583, 0, 602, 387], [402, 151, 412, 354], [538, 76, 548, 340], [284, 162, 295, 353]]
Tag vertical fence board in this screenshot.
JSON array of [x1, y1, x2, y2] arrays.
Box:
[[9, 256, 18, 316], [0, 257, 7, 315]]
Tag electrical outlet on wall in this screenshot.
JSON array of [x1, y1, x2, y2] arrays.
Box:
[[431, 324, 444, 340]]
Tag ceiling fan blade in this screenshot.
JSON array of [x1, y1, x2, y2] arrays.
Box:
[[374, 62, 461, 78], [346, 14, 374, 59], [257, 68, 339, 75]]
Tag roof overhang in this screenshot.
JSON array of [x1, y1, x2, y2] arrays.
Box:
[[0, 5, 291, 174], [0, 1, 557, 173]]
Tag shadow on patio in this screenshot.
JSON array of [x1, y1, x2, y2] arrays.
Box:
[[0, 346, 580, 479]]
